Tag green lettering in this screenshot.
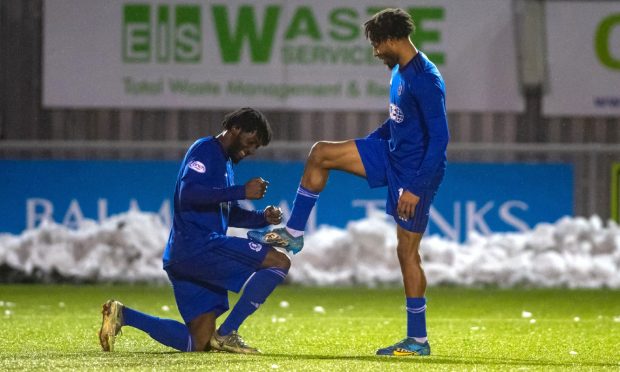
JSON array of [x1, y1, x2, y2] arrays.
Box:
[[212, 5, 281, 63], [329, 8, 359, 41], [123, 5, 150, 63], [281, 44, 376, 66], [595, 13, 620, 70], [408, 7, 445, 65], [123, 76, 163, 95], [285, 6, 321, 41], [174, 6, 201, 63], [156, 6, 170, 63]]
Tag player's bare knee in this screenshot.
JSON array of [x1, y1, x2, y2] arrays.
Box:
[[273, 249, 291, 271], [188, 312, 216, 351], [262, 247, 291, 271], [188, 329, 210, 352], [193, 338, 209, 352], [308, 141, 329, 166], [397, 245, 421, 264]]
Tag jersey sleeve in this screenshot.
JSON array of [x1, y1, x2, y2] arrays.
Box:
[[228, 202, 269, 229], [407, 73, 450, 194], [179, 153, 246, 209]]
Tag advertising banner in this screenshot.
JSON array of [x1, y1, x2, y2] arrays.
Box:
[[544, 1, 620, 116], [43, 0, 523, 112], [0, 160, 572, 242]]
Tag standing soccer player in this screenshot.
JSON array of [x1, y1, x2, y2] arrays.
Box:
[[99, 108, 290, 354], [249, 9, 449, 356]]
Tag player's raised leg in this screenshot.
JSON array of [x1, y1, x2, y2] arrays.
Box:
[[211, 247, 291, 354], [247, 140, 366, 253], [376, 226, 430, 356]]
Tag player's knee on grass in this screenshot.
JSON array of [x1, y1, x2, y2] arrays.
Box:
[[188, 312, 216, 352]]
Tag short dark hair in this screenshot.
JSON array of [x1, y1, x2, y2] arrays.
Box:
[[364, 8, 415, 44], [222, 107, 272, 146]]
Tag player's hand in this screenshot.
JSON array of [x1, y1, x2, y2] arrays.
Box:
[[264, 205, 283, 225], [397, 190, 420, 221], [245, 177, 269, 200]]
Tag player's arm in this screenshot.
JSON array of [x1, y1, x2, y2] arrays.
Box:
[[228, 203, 280, 229], [180, 181, 245, 207], [368, 69, 398, 140], [179, 157, 255, 209], [180, 169, 245, 209], [181, 176, 269, 210], [366, 118, 391, 140], [406, 73, 450, 195], [229, 202, 268, 228]]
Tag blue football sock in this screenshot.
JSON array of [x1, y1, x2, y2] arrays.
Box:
[[406, 297, 427, 339], [123, 306, 193, 352], [219, 267, 288, 336], [286, 185, 319, 232]]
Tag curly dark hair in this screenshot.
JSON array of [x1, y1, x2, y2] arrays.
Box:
[[222, 107, 272, 146], [364, 8, 415, 44]]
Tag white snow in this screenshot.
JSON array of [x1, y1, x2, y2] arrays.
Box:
[[288, 213, 620, 288], [0, 211, 168, 283], [1, 211, 620, 288]]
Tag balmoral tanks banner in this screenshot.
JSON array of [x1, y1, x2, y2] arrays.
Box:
[[544, 2, 620, 116], [0, 160, 572, 242], [43, 0, 523, 111]]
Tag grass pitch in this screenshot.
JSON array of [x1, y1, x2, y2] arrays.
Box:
[[0, 285, 618, 371]]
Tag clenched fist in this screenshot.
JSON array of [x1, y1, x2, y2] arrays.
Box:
[[245, 177, 269, 200], [264, 205, 283, 225]]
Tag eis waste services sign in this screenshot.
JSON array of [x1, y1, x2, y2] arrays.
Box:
[[43, 0, 523, 112]]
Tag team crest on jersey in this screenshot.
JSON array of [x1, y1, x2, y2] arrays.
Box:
[[188, 160, 205, 173], [248, 242, 263, 252], [389, 103, 405, 123], [397, 83, 404, 96]]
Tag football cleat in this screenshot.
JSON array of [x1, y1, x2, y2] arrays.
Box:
[[376, 338, 431, 356], [247, 227, 304, 254], [99, 299, 124, 352], [209, 330, 261, 354]]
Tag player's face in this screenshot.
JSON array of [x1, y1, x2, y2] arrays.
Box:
[[371, 40, 399, 69], [229, 130, 261, 164]]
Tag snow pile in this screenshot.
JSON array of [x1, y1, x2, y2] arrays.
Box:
[[0, 211, 619, 288], [0, 212, 168, 282], [291, 213, 620, 288]]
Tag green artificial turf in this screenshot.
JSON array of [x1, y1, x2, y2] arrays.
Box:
[[0, 285, 618, 371]]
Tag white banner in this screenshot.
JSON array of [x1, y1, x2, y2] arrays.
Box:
[[43, 0, 523, 112], [544, 1, 620, 116]]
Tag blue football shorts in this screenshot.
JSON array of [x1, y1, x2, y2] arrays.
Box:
[[164, 236, 269, 324], [355, 137, 439, 233]]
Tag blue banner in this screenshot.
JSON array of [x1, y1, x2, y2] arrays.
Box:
[[0, 160, 573, 241]]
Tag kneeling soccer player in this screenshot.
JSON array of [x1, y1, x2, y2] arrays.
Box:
[[99, 107, 289, 353]]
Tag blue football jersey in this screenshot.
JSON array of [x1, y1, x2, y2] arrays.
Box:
[[163, 136, 268, 267], [368, 51, 450, 194]]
